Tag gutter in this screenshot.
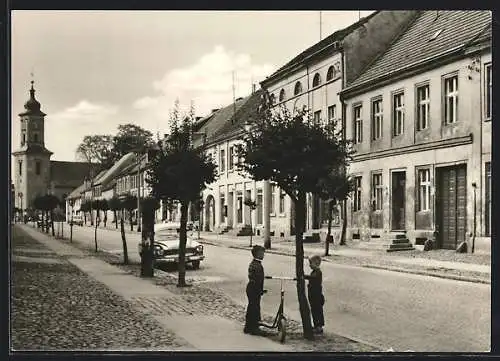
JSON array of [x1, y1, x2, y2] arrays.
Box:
[[340, 44, 466, 100]]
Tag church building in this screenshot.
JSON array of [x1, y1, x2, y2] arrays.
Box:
[[12, 81, 95, 213]]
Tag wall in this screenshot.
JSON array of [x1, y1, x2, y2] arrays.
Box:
[[344, 53, 490, 248]]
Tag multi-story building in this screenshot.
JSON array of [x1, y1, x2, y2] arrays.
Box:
[[260, 10, 419, 237], [339, 10, 491, 252]]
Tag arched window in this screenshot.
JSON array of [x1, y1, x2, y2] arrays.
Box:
[[313, 73, 322, 87], [294, 81, 303, 96], [327, 66, 334, 81], [279, 89, 286, 102]]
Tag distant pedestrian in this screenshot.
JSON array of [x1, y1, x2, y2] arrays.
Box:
[[305, 255, 325, 334], [244, 245, 266, 335]]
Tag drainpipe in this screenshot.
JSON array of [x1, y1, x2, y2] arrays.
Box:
[[472, 182, 477, 253], [339, 46, 348, 245]]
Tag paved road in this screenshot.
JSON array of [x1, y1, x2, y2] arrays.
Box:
[[56, 224, 490, 352]]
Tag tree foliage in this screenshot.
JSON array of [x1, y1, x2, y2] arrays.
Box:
[[146, 100, 217, 286], [76, 135, 115, 170], [236, 91, 354, 339]]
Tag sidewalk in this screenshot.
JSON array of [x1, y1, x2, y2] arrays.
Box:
[[17, 225, 290, 352], [57, 221, 491, 283], [195, 231, 491, 284]]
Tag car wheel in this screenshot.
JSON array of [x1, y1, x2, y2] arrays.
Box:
[[192, 261, 200, 269]]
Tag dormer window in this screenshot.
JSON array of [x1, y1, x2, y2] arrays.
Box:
[[294, 81, 303, 96], [429, 29, 443, 41], [327, 66, 334, 81], [312, 73, 322, 87], [279, 89, 286, 102]]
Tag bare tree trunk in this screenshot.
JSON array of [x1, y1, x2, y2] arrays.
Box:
[[325, 200, 334, 256], [177, 201, 189, 287], [94, 214, 99, 252], [249, 216, 253, 247], [130, 210, 134, 231], [140, 207, 154, 277], [340, 201, 347, 245], [295, 191, 314, 340], [70, 213, 73, 243], [120, 211, 129, 265], [114, 210, 118, 229], [50, 210, 55, 237]]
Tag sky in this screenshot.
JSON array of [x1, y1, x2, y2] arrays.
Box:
[[11, 10, 375, 162]]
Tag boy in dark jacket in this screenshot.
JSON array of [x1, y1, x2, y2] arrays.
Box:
[[304, 255, 325, 334], [243, 245, 266, 335]]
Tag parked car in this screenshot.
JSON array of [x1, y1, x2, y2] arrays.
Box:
[[138, 223, 204, 269], [70, 214, 84, 226]]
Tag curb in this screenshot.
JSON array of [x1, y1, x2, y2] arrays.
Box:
[[200, 240, 490, 285]]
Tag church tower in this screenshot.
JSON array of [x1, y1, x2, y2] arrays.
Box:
[[12, 80, 53, 212]]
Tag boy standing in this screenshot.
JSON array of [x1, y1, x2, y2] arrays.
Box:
[[304, 255, 325, 334], [244, 245, 266, 335]]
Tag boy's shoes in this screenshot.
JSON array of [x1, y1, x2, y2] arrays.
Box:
[[313, 327, 324, 334], [243, 327, 266, 336]]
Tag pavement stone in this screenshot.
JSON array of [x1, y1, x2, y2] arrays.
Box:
[[11, 226, 189, 351]]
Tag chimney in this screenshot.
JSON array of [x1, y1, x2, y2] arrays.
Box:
[[236, 97, 243, 101], [212, 108, 220, 114]]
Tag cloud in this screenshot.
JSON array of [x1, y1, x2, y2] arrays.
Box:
[[132, 45, 275, 133], [44, 100, 121, 161]]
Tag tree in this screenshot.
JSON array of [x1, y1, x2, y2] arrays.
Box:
[[111, 124, 154, 164], [92, 199, 103, 252], [33, 195, 45, 230], [45, 194, 60, 237], [68, 198, 75, 242], [244, 198, 257, 247], [122, 194, 137, 231], [139, 196, 161, 277], [80, 200, 90, 225], [108, 196, 122, 229], [236, 92, 354, 340], [76, 135, 115, 170], [146, 100, 217, 285], [316, 171, 353, 256], [100, 199, 109, 227]]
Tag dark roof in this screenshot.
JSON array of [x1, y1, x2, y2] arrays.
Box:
[[50, 161, 96, 189], [94, 152, 136, 186], [12, 144, 53, 156], [347, 11, 491, 89], [102, 179, 116, 192], [192, 95, 255, 147], [67, 183, 86, 199], [262, 11, 379, 85]]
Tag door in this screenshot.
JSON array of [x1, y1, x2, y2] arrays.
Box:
[[436, 165, 467, 249], [391, 171, 406, 230]]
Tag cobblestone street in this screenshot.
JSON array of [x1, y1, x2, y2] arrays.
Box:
[[11, 227, 190, 351]]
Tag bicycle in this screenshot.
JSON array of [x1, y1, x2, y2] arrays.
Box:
[[259, 275, 296, 344]]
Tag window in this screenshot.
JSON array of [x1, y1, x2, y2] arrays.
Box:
[[313, 110, 321, 125], [326, 66, 334, 81], [328, 105, 337, 124], [371, 98, 383, 140], [393, 92, 405, 136], [416, 84, 430, 131], [312, 73, 321, 87], [417, 169, 431, 211], [353, 105, 363, 144], [237, 191, 243, 223], [220, 193, 226, 221], [429, 29, 443, 41], [444, 75, 458, 124], [256, 189, 263, 224], [271, 184, 276, 214], [485, 162, 491, 236], [279, 189, 286, 214], [371, 173, 383, 210], [33, 132, 39, 143], [279, 89, 286, 102], [228, 146, 234, 170], [220, 149, 225, 173], [35, 161, 41, 176], [294, 81, 303, 95], [485, 63, 492, 120], [22, 131, 26, 145], [18, 160, 22, 176], [353, 176, 362, 212]]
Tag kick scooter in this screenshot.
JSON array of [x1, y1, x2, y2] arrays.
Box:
[[259, 275, 296, 344]]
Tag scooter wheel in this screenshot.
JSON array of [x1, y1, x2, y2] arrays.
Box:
[[278, 318, 287, 343]]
